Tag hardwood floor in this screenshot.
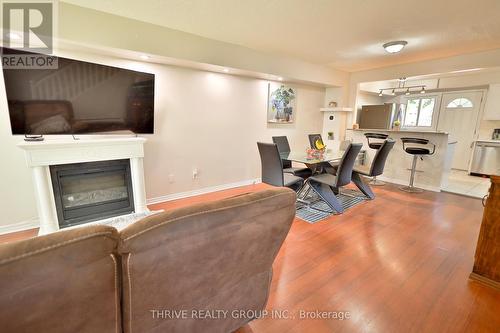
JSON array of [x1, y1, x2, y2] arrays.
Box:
[[1, 183, 499, 332]]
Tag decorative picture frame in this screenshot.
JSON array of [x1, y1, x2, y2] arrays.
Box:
[[267, 83, 296, 124]]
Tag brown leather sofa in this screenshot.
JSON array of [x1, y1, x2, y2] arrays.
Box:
[[0, 188, 296, 333]]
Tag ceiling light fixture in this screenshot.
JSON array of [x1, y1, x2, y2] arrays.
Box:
[[378, 77, 426, 96], [7, 32, 21, 40], [383, 40, 408, 53], [139, 55, 150, 60], [223, 68, 229, 73], [278, 77, 283, 81]]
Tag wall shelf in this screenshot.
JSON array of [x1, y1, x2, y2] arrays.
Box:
[[320, 107, 353, 112]]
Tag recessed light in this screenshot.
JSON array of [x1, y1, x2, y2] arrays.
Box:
[[223, 68, 229, 73], [139, 55, 150, 60], [7, 32, 21, 40], [278, 77, 283, 81], [383, 41, 408, 53]]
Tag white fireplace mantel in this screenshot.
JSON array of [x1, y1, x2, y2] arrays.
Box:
[[18, 137, 148, 235]]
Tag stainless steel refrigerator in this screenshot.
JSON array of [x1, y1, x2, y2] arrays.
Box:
[[359, 104, 404, 130]]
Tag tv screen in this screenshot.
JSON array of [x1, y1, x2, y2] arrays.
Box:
[[1, 47, 155, 134]]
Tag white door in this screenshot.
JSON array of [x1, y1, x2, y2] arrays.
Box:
[[437, 91, 483, 170]]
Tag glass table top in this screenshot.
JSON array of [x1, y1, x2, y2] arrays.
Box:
[[280, 150, 345, 164]]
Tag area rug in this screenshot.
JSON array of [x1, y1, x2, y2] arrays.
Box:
[[296, 189, 366, 224]]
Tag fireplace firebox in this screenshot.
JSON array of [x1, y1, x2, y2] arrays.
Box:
[[50, 159, 135, 228]]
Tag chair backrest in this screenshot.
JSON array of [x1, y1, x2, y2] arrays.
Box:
[[272, 136, 291, 153], [0, 225, 120, 333], [272, 136, 292, 169], [335, 143, 363, 187], [308, 134, 324, 149], [370, 139, 396, 176], [401, 137, 429, 145], [364, 132, 389, 140], [257, 142, 284, 187], [118, 188, 296, 333]]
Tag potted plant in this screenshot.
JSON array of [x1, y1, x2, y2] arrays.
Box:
[[393, 120, 401, 131]]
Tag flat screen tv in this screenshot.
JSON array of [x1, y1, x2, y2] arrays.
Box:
[[1, 47, 154, 135]]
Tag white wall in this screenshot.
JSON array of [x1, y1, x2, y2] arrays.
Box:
[[0, 51, 325, 229]]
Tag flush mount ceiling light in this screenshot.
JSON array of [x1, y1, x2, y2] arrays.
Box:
[[222, 68, 229, 73], [383, 41, 408, 53], [139, 55, 150, 60]]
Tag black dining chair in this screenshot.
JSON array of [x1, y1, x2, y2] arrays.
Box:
[[307, 133, 337, 174], [352, 139, 395, 199], [272, 136, 312, 179], [364, 132, 389, 186], [257, 142, 304, 192], [306, 143, 362, 213]]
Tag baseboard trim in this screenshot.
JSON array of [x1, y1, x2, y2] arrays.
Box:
[[146, 178, 262, 205], [1, 179, 262, 235], [377, 176, 441, 193], [0, 218, 39, 235], [469, 272, 500, 290]]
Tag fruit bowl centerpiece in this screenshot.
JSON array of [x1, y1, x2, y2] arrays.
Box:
[[306, 138, 326, 160]]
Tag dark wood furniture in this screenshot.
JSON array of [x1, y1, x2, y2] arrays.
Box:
[[471, 175, 500, 289]]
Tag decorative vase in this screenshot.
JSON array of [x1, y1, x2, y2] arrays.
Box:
[[275, 108, 283, 121]]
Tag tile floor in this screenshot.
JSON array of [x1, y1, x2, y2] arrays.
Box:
[[442, 169, 491, 199]]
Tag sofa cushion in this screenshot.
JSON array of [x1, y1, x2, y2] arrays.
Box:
[[118, 188, 296, 333], [0, 225, 120, 333]]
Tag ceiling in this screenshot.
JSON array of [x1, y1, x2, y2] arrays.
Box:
[[62, 0, 500, 72]]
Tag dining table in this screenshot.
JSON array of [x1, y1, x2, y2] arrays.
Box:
[[279, 150, 344, 168], [280, 150, 347, 212]]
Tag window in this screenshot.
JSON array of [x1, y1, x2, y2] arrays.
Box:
[[446, 98, 473, 108], [404, 97, 436, 127]]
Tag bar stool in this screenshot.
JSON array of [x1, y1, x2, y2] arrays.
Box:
[[364, 133, 389, 186], [400, 137, 436, 193]]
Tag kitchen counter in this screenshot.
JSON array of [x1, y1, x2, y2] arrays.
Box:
[[476, 139, 500, 144], [346, 129, 452, 191], [347, 128, 448, 135]]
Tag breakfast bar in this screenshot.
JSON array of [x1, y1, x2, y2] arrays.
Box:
[[346, 129, 454, 192]]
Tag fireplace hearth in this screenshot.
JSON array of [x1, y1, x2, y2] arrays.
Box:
[[50, 159, 135, 228]]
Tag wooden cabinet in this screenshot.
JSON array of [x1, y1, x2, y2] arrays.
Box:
[[483, 84, 500, 120], [471, 175, 500, 289]]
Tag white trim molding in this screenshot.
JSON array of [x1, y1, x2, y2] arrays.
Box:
[[147, 178, 261, 205], [0, 218, 39, 235]]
